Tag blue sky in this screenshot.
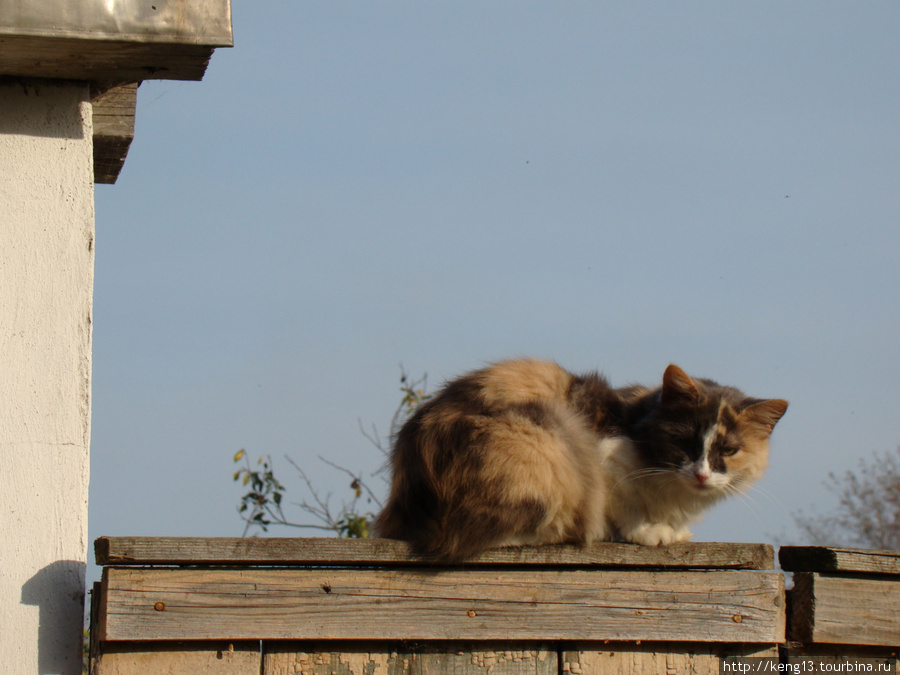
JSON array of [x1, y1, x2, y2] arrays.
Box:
[[90, 2, 900, 576]]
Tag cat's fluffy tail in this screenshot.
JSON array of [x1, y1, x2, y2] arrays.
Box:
[[373, 443, 477, 560], [373, 399, 524, 562]]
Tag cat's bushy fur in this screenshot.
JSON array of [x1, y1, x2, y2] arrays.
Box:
[[374, 359, 788, 561]]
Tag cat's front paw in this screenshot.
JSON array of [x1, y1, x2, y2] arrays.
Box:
[[623, 523, 690, 546], [673, 526, 693, 543]]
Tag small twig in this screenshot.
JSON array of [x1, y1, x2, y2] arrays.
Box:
[[286, 455, 338, 527], [233, 368, 431, 538], [316, 454, 383, 508]]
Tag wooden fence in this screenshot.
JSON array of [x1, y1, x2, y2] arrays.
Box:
[[89, 537, 898, 674]]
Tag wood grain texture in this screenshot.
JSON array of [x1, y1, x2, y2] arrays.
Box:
[[99, 566, 784, 643], [791, 573, 900, 646], [264, 643, 556, 675], [779, 546, 900, 575], [91, 83, 137, 184], [562, 643, 778, 675], [0, 35, 216, 81], [94, 536, 774, 569]]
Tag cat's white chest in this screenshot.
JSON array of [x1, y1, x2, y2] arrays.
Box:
[[597, 436, 720, 545]]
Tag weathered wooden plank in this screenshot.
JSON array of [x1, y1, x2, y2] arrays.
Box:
[[89, 581, 103, 673], [99, 567, 784, 643], [263, 642, 556, 675], [92, 641, 261, 675], [562, 643, 778, 675], [92, 85, 138, 137], [0, 35, 216, 82], [94, 536, 774, 569], [91, 83, 137, 184], [791, 573, 900, 646], [779, 546, 900, 575]]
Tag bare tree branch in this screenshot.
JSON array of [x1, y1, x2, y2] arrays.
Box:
[[233, 367, 430, 538], [793, 446, 900, 550]]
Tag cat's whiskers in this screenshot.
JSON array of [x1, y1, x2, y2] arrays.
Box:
[[613, 467, 687, 499], [731, 482, 784, 516], [716, 479, 786, 527], [720, 485, 765, 524], [613, 466, 677, 490]]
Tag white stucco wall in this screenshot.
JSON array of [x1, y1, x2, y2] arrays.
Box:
[[0, 81, 94, 675]]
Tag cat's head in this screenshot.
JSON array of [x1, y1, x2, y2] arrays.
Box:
[[634, 364, 788, 495]]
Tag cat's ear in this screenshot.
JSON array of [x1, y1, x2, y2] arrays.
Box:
[[739, 399, 789, 437], [661, 364, 700, 404]]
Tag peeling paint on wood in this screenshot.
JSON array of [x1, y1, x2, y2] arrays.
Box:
[[263, 644, 556, 675], [562, 643, 778, 675], [93, 642, 261, 675]]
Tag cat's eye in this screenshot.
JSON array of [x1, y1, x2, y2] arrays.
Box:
[[721, 447, 739, 457]]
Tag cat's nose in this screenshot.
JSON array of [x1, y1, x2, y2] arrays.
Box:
[[694, 470, 710, 485]]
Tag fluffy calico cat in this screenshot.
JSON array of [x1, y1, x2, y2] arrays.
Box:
[[374, 359, 787, 561]]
